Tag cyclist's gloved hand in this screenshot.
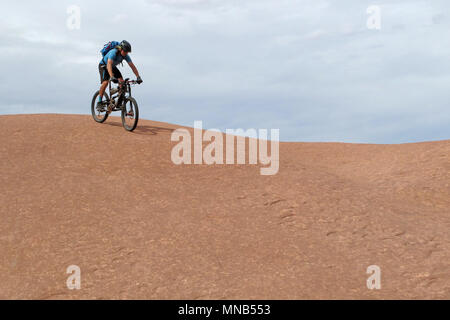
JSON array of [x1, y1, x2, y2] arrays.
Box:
[[136, 76, 143, 84], [110, 77, 119, 84]]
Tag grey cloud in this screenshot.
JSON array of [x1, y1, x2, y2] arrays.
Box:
[[0, 0, 448, 142]]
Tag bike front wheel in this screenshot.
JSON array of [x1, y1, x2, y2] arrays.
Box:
[[121, 97, 139, 131], [91, 91, 110, 123]]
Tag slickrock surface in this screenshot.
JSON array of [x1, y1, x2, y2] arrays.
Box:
[[0, 114, 448, 299]]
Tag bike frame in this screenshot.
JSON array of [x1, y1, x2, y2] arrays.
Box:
[[107, 78, 137, 112], [91, 77, 140, 131]]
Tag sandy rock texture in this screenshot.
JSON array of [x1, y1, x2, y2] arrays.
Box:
[[0, 114, 448, 299]]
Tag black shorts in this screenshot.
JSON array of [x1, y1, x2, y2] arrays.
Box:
[[98, 63, 122, 83]]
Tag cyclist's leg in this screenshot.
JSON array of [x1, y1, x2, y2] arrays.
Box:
[[113, 66, 124, 84], [99, 81, 108, 98], [98, 64, 110, 102]]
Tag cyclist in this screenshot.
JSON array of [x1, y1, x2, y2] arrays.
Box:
[[97, 40, 142, 112]]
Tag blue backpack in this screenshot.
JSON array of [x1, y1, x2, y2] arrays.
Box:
[[100, 41, 120, 57]]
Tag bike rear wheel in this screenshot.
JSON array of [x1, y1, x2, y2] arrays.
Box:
[[121, 97, 139, 131], [91, 91, 110, 123]]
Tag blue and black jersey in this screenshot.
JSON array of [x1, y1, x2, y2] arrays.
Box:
[[100, 48, 132, 66]]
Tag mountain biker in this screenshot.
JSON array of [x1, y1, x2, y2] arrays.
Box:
[[97, 40, 142, 113]]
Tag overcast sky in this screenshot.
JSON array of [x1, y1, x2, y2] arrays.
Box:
[[0, 0, 449, 143]]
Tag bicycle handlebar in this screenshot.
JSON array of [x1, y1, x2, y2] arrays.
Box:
[[110, 78, 141, 85]]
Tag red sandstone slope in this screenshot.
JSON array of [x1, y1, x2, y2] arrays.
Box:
[[0, 114, 448, 299]]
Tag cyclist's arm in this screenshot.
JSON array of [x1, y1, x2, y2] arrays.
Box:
[[107, 59, 114, 78], [128, 61, 141, 78]]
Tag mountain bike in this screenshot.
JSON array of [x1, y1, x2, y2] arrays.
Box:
[[91, 78, 141, 131]]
